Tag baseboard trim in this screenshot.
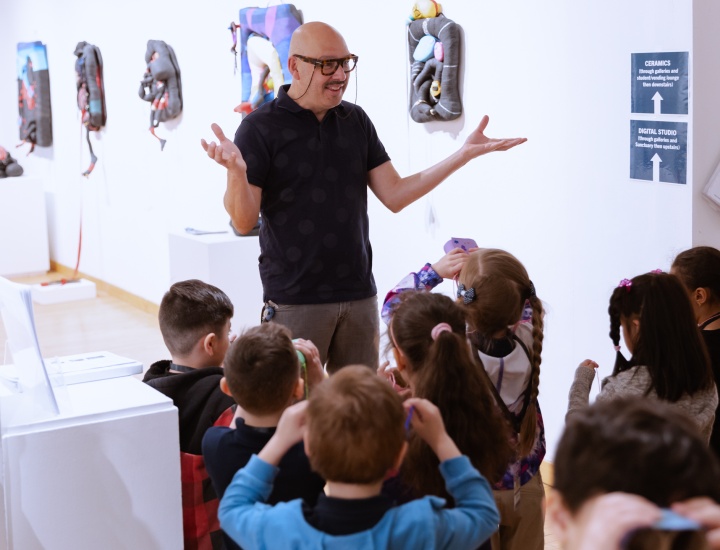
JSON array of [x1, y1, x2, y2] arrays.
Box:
[[541, 460, 554, 488], [49, 261, 159, 316]]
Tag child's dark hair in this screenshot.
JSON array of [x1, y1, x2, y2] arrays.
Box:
[[608, 272, 713, 400], [306, 366, 405, 484], [223, 323, 299, 415], [389, 292, 513, 493], [458, 248, 543, 457], [555, 398, 720, 513], [158, 279, 234, 356], [672, 246, 720, 305]]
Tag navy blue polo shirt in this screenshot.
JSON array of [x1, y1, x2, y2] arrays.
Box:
[[234, 85, 390, 304]]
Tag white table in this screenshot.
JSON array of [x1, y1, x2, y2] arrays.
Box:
[[0, 376, 182, 549]]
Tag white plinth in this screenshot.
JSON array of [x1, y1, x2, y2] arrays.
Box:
[[169, 231, 263, 331], [0, 376, 182, 549], [0, 177, 50, 277], [30, 278, 96, 304]]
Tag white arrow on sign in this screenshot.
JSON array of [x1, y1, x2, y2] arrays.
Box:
[[652, 92, 664, 115], [652, 153, 662, 182]]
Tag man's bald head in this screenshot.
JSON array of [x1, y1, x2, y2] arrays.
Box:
[[289, 22, 349, 59]]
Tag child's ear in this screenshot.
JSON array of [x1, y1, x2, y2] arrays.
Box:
[[303, 434, 312, 458], [392, 347, 407, 372], [292, 377, 305, 401], [202, 333, 217, 356], [219, 377, 232, 397], [546, 490, 571, 546], [393, 441, 408, 471], [695, 287, 708, 307]]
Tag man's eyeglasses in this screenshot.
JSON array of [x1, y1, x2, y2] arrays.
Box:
[[293, 54, 358, 76]]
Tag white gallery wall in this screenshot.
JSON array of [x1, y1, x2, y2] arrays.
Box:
[[2, 0, 715, 457]]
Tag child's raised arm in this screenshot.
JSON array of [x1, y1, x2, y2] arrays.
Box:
[[403, 398, 460, 462], [381, 248, 470, 325], [258, 400, 308, 466]]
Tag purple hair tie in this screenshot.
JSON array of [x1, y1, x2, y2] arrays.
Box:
[[650, 269, 663, 274], [618, 278, 632, 291]]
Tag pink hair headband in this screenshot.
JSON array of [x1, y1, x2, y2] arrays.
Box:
[[431, 323, 452, 340]]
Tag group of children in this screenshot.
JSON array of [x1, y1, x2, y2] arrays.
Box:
[[143, 244, 720, 550]]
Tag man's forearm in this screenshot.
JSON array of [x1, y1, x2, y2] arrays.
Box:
[[371, 149, 469, 213], [224, 167, 261, 234]]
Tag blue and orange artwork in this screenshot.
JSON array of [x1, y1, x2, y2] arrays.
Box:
[[17, 41, 53, 150]]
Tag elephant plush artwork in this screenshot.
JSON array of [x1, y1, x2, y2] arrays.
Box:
[[407, 2, 462, 123], [231, 4, 303, 115]]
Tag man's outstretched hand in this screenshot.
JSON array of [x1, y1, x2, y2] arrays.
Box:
[[462, 115, 527, 160], [201, 123, 246, 174]]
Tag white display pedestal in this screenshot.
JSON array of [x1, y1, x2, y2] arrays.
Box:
[[169, 231, 264, 331], [0, 376, 182, 549], [0, 178, 49, 277]]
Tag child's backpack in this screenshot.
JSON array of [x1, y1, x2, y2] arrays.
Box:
[[74, 42, 106, 176], [138, 40, 182, 151], [17, 41, 53, 154]]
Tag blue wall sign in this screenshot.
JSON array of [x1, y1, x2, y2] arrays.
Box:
[[630, 120, 687, 185], [631, 52, 688, 115]]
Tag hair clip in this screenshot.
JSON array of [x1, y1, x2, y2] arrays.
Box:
[[618, 278, 632, 291], [431, 322, 452, 340], [614, 345, 621, 352], [457, 283, 475, 305], [528, 280, 537, 299], [650, 268, 663, 274]]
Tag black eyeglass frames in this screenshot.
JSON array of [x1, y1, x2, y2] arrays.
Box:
[[293, 54, 358, 76]]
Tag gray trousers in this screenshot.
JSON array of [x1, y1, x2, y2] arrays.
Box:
[[262, 295, 380, 374]]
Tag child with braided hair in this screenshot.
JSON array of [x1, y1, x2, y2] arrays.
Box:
[[382, 247, 547, 550], [566, 271, 718, 442], [457, 248, 546, 550]]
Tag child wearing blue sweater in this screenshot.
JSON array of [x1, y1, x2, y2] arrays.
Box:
[[218, 366, 500, 549]]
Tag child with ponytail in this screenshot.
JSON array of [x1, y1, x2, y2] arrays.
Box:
[[566, 271, 718, 442], [382, 247, 547, 550], [388, 291, 513, 503]]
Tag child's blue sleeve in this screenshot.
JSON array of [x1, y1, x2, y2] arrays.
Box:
[[434, 455, 500, 549], [381, 263, 443, 325], [217, 454, 278, 547]]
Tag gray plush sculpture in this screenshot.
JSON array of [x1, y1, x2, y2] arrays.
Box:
[[138, 40, 182, 150], [407, 14, 462, 123], [0, 146, 23, 178]]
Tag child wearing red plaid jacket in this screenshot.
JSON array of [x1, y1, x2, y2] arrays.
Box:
[[143, 279, 236, 550]]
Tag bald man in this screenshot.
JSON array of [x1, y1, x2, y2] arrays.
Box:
[[202, 22, 526, 373]]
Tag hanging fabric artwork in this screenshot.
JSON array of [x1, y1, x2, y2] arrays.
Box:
[[17, 41, 53, 154], [407, 2, 462, 123], [230, 4, 303, 115], [138, 40, 182, 151], [74, 42, 106, 176]]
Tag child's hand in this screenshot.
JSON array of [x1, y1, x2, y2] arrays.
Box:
[[294, 339, 325, 391], [673, 498, 720, 548], [431, 248, 471, 280], [568, 492, 661, 550], [258, 401, 308, 466], [578, 359, 599, 370], [404, 398, 461, 462]]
